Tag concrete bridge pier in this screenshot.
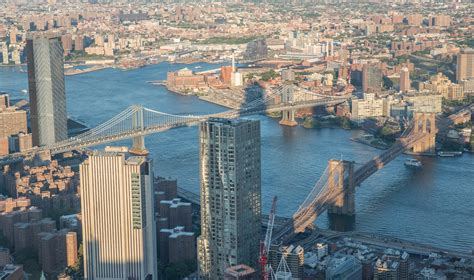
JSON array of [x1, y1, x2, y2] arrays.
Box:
[[327, 159, 355, 216], [279, 110, 298, 126], [412, 112, 436, 154], [130, 135, 149, 156]]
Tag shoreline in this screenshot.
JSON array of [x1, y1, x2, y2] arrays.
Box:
[[64, 65, 112, 76], [0, 64, 26, 67]]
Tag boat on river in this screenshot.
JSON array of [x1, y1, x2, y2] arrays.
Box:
[[404, 158, 422, 168], [437, 151, 462, 157]]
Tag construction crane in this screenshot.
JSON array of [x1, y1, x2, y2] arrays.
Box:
[[259, 196, 277, 280]]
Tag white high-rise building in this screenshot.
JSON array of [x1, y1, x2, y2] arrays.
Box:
[[198, 118, 261, 279], [80, 148, 157, 280]]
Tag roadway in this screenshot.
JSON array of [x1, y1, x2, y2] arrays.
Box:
[[294, 228, 474, 260]]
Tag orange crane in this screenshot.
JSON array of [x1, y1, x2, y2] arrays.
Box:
[[259, 196, 277, 280]]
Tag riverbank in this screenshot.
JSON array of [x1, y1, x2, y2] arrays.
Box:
[[0, 64, 26, 67], [64, 65, 111, 76], [150, 81, 248, 110], [351, 134, 390, 150]]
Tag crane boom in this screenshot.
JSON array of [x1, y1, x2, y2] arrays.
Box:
[[259, 196, 277, 280], [264, 196, 278, 255]]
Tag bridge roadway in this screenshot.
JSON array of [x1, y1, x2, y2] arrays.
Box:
[[272, 122, 434, 242], [0, 94, 349, 161]]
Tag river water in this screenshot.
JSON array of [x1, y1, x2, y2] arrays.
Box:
[[1, 63, 473, 253]]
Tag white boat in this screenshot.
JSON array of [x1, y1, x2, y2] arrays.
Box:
[[404, 158, 422, 168], [438, 151, 462, 157], [194, 65, 202, 69]]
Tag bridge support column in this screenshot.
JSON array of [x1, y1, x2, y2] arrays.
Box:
[[412, 112, 436, 154], [327, 159, 355, 216], [130, 136, 148, 156], [129, 107, 149, 156], [279, 86, 298, 126], [279, 110, 298, 126]]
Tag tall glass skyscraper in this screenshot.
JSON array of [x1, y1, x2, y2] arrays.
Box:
[[26, 34, 67, 147], [80, 148, 157, 280], [198, 118, 261, 279]]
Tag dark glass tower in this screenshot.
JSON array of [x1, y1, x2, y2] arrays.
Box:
[[26, 34, 67, 147]]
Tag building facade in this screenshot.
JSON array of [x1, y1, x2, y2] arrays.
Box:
[[399, 67, 410, 93], [404, 92, 442, 113], [351, 93, 391, 122], [457, 48, 474, 82], [26, 34, 67, 147], [198, 119, 261, 279], [80, 149, 157, 280], [419, 73, 464, 100], [362, 64, 382, 93]]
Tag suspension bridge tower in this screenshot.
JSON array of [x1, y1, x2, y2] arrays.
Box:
[[129, 106, 149, 156], [412, 112, 436, 154], [327, 159, 355, 217], [279, 86, 298, 127]]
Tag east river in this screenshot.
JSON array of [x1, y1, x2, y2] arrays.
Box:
[[1, 63, 473, 253]]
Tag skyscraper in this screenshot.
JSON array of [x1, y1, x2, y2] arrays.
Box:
[[198, 118, 261, 279], [456, 48, 474, 82], [26, 33, 67, 147], [80, 148, 157, 280], [362, 64, 382, 93], [399, 67, 410, 93]]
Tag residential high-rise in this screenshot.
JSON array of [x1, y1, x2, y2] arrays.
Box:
[[400, 67, 410, 93], [80, 148, 157, 280], [26, 34, 67, 147], [0, 94, 30, 156], [198, 118, 261, 279], [38, 230, 78, 275], [362, 64, 382, 93], [456, 48, 474, 82]]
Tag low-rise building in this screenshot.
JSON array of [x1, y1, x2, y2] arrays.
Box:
[[167, 68, 207, 91], [159, 226, 195, 265], [403, 91, 442, 113], [326, 255, 362, 280], [351, 93, 391, 122], [419, 73, 464, 100], [269, 245, 304, 279]]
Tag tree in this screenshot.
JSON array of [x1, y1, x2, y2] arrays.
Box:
[[261, 70, 278, 81], [70, 243, 83, 273]]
